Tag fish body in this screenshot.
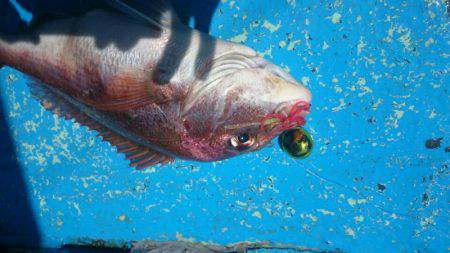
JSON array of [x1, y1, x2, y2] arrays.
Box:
[[0, 2, 311, 168]]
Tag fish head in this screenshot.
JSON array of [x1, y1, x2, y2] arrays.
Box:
[[181, 54, 312, 161]]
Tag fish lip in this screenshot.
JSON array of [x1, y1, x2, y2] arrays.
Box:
[[274, 99, 311, 117]]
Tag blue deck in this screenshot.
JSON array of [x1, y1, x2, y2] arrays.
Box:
[[0, 0, 449, 252]]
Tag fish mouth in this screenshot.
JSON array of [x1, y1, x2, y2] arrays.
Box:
[[275, 98, 311, 118], [259, 99, 311, 139]]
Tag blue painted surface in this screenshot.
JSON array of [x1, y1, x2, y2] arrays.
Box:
[[0, 0, 449, 252]]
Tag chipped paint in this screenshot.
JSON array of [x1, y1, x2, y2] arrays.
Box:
[[344, 226, 356, 238], [257, 45, 274, 58], [329, 12, 342, 24], [263, 20, 282, 33], [397, 29, 414, 52], [357, 37, 366, 55], [252, 211, 263, 219], [230, 28, 249, 43], [317, 209, 335, 216]]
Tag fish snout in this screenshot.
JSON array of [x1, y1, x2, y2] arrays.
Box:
[[275, 99, 311, 118], [272, 81, 312, 117], [266, 75, 312, 106], [258, 77, 312, 137]]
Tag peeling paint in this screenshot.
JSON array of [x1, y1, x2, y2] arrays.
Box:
[[263, 20, 282, 33], [0, 1, 448, 252]]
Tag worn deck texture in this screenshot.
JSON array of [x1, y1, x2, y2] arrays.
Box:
[[0, 0, 448, 252]]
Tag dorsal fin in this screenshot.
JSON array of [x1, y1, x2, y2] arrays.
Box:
[[105, 0, 180, 30], [27, 79, 174, 170]]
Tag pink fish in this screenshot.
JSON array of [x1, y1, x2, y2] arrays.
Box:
[[0, 1, 311, 169]]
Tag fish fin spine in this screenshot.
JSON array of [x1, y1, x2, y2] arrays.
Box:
[[27, 79, 174, 169]]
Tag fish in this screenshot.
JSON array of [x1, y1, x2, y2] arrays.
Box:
[[0, 1, 312, 169]]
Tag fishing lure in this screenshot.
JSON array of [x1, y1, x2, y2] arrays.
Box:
[[258, 101, 312, 158], [278, 127, 313, 159]]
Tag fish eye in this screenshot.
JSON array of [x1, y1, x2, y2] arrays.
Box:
[[238, 133, 250, 143], [230, 133, 255, 151]]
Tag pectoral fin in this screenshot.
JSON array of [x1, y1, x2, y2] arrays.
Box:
[[83, 69, 174, 111]]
